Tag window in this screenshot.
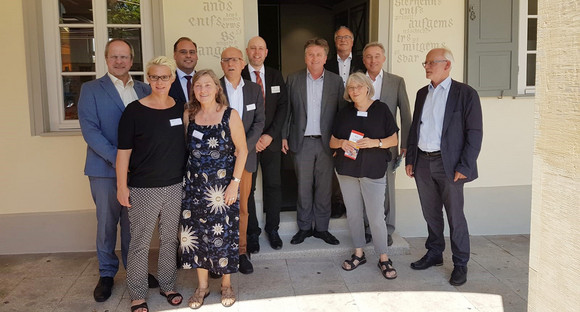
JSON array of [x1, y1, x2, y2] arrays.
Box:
[[518, 0, 537, 94], [28, 0, 152, 133]]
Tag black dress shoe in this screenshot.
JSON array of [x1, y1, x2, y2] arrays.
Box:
[[238, 254, 254, 274], [312, 230, 340, 245], [449, 265, 468, 286], [365, 233, 372, 244], [93, 276, 114, 302], [410, 254, 443, 270], [247, 233, 260, 254], [266, 230, 283, 250], [148, 273, 159, 288], [387, 234, 393, 246], [290, 229, 312, 245]]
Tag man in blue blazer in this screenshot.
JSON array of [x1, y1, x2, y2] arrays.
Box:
[[219, 47, 265, 275], [282, 38, 346, 246], [405, 48, 483, 286], [78, 39, 152, 302]]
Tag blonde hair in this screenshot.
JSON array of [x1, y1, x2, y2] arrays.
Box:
[[145, 56, 177, 79], [344, 72, 375, 102]]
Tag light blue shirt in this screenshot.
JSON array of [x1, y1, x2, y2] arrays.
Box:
[[224, 77, 245, 119], [304, 69, 324, 136], [176, 68, 195, 102], [418, 76, 452, 152]]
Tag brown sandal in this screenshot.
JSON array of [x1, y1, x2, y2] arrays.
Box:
[[188, 287, 210, 309], [378, 258, 397, 279], [220, 285, 236, 307]]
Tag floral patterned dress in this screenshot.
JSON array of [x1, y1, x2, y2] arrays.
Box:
[[180, 107, 239, 274]]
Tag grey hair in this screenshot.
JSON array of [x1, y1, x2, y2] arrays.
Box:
[[344, 72, 375, 102]]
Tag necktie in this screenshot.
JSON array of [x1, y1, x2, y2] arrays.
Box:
[[254, 71, 265, 106], [184, 75, 192, 100]]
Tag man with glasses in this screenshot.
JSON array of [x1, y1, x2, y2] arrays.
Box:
[[78, 39, 157, 302], [362, 42, 412, 247], [219, 47, 265, 274], [169, 37, 198, 108], [405, 48, 483, 286], [324, 26, 365, 219]]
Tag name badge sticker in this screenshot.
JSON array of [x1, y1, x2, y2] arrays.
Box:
[[170, 118, 183, 127], [271, 86, 280, 94], [192, 130, 204, 140], [357, 111, 368, 117], [247, 104, 256, 111]]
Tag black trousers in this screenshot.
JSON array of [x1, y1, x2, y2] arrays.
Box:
[[414, 153, 470, 266], [247, 147, 283, 235]]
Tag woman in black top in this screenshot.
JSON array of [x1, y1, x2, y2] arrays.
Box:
[[116, 56, 185, 312], [330, 72, 399, 279]]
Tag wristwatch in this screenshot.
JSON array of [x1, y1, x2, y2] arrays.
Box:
[[232, 177, 241, 183], [378, 139, 383, 148]]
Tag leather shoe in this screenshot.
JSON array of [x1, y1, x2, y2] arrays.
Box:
[[238, 254, 253, 274], [266, 230, 283, 250], [410, 254, 443, 270], [449, 265, 468, 286], [312, 230, 340, 245], [148, 273, 159, 288], [387, 234, 393, 247], [290, 229, 312, 245], [247, 233, 260, 254], [93, 276, 114, 302]]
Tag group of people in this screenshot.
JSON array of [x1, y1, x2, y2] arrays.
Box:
[[78, 25, 482, 312]]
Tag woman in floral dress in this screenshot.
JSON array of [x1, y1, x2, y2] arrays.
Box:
[[180, 69, 247, 308]]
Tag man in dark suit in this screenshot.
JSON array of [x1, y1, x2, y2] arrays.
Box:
[[169, 37, 198, 109], [363, 42, 412, 246], [242, 36, 288, 252], [324, 26, 364, 219], [405, 48, 483, 286], [282, 38, 345, 246], [78, 39, 155, 302], [220, 47, 265, 274]]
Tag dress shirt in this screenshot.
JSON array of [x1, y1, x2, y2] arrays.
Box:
[[224, 77, 245, 119], [418, 76, 452, 152], [337, 52, 353, 85], [304, 69, 324, 136], [107, 72, 138, 106], [366, 70, 384, 101], [176, 68, 195, 102], [248, 64, 265, 95]]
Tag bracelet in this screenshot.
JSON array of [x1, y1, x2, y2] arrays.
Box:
[[232, 177, 241, 183]]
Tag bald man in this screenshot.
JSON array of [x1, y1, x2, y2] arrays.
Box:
[[242, 36, 288, 252]]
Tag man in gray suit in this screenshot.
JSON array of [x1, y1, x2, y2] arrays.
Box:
[[363, 42, 412, 246], [219, 47, 265, 274], [282, 38, 345, 246], [78, 39, 155, 302]]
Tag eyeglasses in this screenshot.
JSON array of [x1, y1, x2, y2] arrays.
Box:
[[148, 75, 171, 82], [221, 57, 243, 63], [347, 85, 365, 92], [422, 60, 448, 67], [178, 49, 197, 55], [335, 35, 353, 41], [108, 55, 131, 61]]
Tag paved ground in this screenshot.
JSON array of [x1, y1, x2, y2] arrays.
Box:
[[0, 235, 529, 312]]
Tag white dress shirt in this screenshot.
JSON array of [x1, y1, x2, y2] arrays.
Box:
[[248, 64, 265, 95], [224, 77, 245, 119], [107, 72, 138, 106], [337, 52, 353, 85], [366, 70, 384, 101]]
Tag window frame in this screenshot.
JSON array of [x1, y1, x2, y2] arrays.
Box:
[[517, 0, 537, 95]]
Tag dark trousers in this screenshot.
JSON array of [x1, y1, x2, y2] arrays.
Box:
[[247, 148, 283, 235], [414, 153, 470, 266]]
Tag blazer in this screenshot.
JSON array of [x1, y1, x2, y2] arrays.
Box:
[[220, 77, 265, 172], [406, 79, 483, 182], [168, 70, 188, 111], [324, 54, 365, 77], [78, 74, 151, 178], [283, 69, 346, 155], [377, 70, 412, 153], [241, 65, 288, 152]]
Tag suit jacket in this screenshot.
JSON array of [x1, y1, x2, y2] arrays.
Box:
[[283, 69, 346, 155], [168, 70, 188, 111], [377, 70, 412, 154], [78, 74, 151, 178], [220, 77, 265, 172], [406, 79, 483, 182], [324, 54, 365, 77], [241, 65, 288, 152]]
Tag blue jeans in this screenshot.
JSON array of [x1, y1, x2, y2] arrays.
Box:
[[89, 177, 130, 277]]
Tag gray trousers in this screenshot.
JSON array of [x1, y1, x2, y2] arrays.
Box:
[[384, 151, 397, 235], [414, 154, 470, 266], [336, 173, 389, 255], [293, 137, 333, 232], [126, 183, 182, 300]]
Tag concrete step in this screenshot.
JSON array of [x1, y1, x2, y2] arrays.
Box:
[[250, 211, 410, 260]]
